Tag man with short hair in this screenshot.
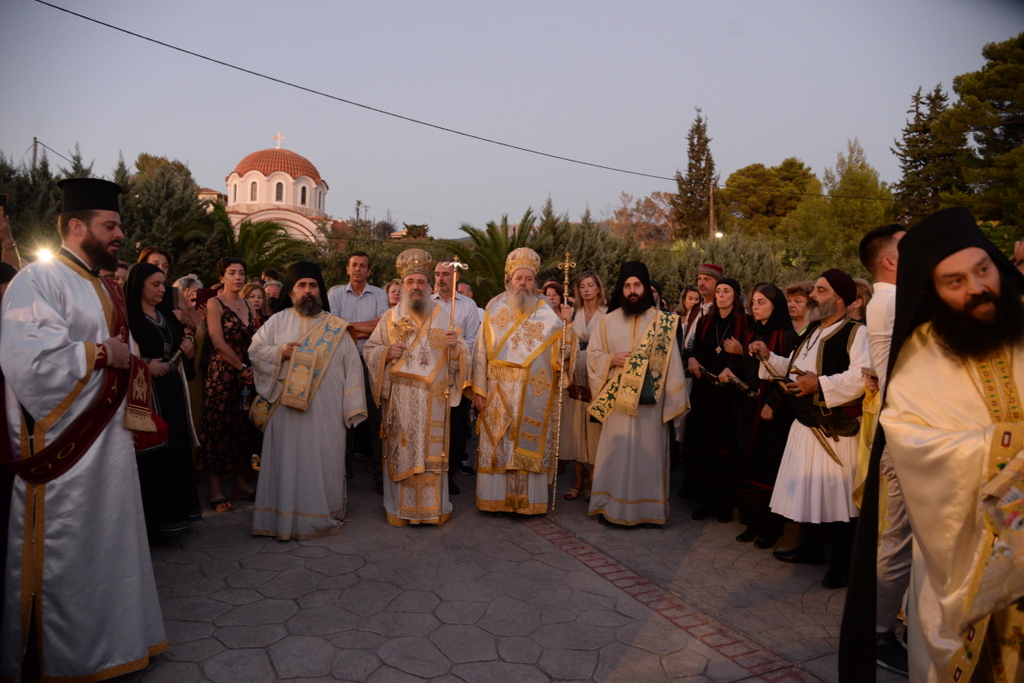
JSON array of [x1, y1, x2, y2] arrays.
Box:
[[364, 250, 469, 525], [587, 262, 688, 526], [328, 252, 389, 492], [0, 178, 166, 681], [843, 208, 1024, 682], [751, 269, 869, 589], [470, 248, 564, 515], [857, 223, 910, 676], [249, 261, 367, 540], [683, 263, 723, 351], [433, 259, 481, 488]]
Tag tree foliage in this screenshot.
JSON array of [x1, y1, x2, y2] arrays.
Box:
[[891, 86, 968, 224], [607, 191, 676, 245], [719, 158, 819, 235], [671, 108, 720, 239]]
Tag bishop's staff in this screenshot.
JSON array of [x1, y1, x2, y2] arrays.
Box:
[[549, 252, 575, 520], [439, 257, 469, 482]]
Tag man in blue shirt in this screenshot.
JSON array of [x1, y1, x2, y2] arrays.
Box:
[[328, 251, 388, 493]]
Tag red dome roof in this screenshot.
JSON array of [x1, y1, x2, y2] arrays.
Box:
[[231, 148, 322, 183]]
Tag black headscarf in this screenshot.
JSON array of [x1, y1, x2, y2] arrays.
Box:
[[276, 261, 330, 314], [749, 283, 790, 335], [125, 262, 184, 360], [607, 261, 652, 314], [839, 207, 1024, 681]]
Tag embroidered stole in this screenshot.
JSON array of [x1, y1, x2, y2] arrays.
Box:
[[589, 310, 678, 423]]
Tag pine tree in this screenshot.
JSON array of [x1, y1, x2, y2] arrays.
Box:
[[671, 108, 719, 239], [59, 143, 94, 179], [891, 86, 966, 224]]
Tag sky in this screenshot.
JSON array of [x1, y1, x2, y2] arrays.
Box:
[[1, 0, 1022, 239]]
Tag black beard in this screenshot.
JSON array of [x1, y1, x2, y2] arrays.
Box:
[[294, 295, 322, 317], [930, 275, 1024, 362], [621, 292, 653, 317], [81, 232, 119, 272]]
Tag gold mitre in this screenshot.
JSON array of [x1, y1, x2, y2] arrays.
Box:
[[396, 249, 433, 279], [504, 247, 540, 276]]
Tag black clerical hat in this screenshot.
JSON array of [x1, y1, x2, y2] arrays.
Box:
[[277, 260, 330, 314], [57, 177, 122, 214]]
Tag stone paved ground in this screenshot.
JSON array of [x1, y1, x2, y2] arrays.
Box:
[[117, 464, 905, 683]]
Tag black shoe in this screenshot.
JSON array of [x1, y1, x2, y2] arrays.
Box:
[[875, 631, 909, 676], [449, 477, 460, 495], [736, 526, 759, 543], [691, 504, 715, 520], [717, 506, 734, 523], [754, 531, 781, 549], [597, 514, 611, 526], [773, 546, 827, 565], [458, 463, 475, 476], [821, 568, 849, 589]]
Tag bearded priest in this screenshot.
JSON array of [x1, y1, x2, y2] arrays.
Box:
[[363, 249, 468, 526], [470, 248, 564, 515], [587, 261, 689, 526], [249, 261, 367, 540]]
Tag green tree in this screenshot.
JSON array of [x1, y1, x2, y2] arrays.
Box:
[[0, 151, 62, 254], [59, 143, 94, 179], [671, 108, 720, 239], [719, 158, 820, 235], [938, 32, 1024, 231], [607, 191, 676, 245], [892, 85, 968, 224]]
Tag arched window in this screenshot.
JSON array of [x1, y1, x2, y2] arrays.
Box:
[[275, 182, 283, 202], [300, 186, 307, 206], [232, 184, 237, 203], [250, 181, 257, 202]]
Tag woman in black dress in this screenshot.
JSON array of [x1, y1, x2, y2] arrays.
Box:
[[734, 283, 799, 548], [126, 262, 200, 538], [685, 277, 751, 522]]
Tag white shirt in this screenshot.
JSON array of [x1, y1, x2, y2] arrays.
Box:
[[430, 291, 481, 352], [865, 281, 896, 393]]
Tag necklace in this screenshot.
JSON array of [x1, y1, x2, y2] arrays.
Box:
[[714, 317, 731, 355], [147, 310, 172, 360]]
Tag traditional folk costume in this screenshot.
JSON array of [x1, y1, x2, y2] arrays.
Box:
[[686, 277, 751, 520], [249, 262, 367, 541], [840, 208, 1024, 683], [736, 284, 799, 546], [363, 249, 469, 526], [587, 262, 688, 526], [470, 249, 563, 515], [564, 305, 606, 465], [0, 178, 166, 681]]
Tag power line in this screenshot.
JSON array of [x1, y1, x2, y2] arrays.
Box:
[[31, 0, 898, 205], [32, 0, 673, 182], [36, 141, 77, 167]]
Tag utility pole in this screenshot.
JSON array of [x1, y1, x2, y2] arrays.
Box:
[[31, 137, 38, 173], [708, 179, 715, 238]]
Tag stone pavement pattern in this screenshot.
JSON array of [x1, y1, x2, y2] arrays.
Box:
[[116, 469, 904, 683]]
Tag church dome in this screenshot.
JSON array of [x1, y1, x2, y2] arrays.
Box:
[[231, 148, 322, 184]]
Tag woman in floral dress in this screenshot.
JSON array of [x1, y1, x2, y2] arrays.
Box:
[[197, 258, 256, 511]]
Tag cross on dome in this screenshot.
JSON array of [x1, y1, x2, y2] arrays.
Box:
[[274, 132, 285, 149]]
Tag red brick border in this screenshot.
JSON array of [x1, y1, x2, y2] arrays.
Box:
[[523, 517, 825, 682]]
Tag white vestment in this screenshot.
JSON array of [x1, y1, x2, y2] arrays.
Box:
[[762, 318, 869, 523], [564, 307, 606, 464], [363, 303, 468, 526], [882, 324, 1024, 682], [586, 308, 689, 525], [0, 255, 165, 681], [470, 298, 563, 515], [249, 309, 366, 540]]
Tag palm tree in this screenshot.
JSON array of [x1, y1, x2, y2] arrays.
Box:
[[187, 204, 312, 277], [447, 208, 566, 304]]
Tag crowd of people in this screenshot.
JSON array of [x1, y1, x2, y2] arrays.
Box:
[[0, 177, 1023, 682]]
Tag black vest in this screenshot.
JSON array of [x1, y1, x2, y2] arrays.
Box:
[[789, 318, 864, 412]]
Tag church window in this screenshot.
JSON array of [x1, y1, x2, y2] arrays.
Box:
[[232, 184, 237, 203], [250, 181, 257, 202], [275, 182, 283, 202], [301, 186, 307, 206]]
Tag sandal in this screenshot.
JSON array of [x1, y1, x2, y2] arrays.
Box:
[[210, 498, 233, 513], [584, 488, 592, 502], [564, 487, 583, 500]]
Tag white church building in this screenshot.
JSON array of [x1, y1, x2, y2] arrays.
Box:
[[221, 136, 328, 241]]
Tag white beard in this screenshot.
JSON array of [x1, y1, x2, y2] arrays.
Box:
[[397, 291, 432, 319], [508, 290, 540, 315]]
